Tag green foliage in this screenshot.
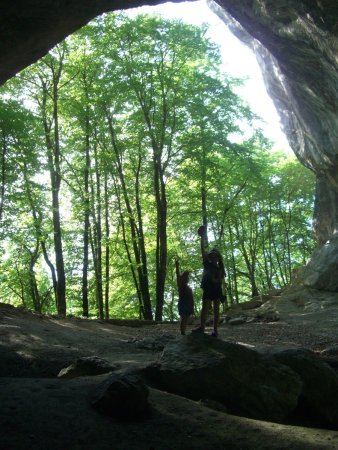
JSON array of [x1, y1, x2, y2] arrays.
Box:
[[0, 13, 315, 318]]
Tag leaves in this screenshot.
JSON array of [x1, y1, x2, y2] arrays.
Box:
[[0, 13, 315, 317]]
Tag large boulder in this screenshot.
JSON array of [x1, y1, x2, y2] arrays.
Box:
[[58, 356, 117, 379], [249, 286, 338, 320], [92, 371, 149, 420], [145, 334, 302, 423], [143, 334, 338, 427], [257, 346, 338, 427], [301, 238, 338, 291]]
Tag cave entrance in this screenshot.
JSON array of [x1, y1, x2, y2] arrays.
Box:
[[0, 0, 316, 319]]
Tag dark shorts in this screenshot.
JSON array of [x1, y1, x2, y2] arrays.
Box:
[[202, 284, 224, 303], [178, 301, 194, 317]]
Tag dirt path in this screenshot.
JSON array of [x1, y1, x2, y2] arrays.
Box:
[[1, 300, 338, 449]]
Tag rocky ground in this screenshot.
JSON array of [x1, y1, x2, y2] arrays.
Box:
[[1, 286, 338, 449]]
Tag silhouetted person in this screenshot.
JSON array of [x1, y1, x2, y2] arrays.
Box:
[[175, 259, 194, 335], [192, 225, 226, 337]]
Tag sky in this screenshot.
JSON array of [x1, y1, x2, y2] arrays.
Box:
[[127, 0, 292, 153]]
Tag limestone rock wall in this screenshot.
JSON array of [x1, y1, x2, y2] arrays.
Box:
[[209, 0, 338, 245]]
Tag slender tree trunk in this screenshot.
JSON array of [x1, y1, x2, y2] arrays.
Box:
[[0, 130, 7, 222], [23, 135, 58, 310], [14, 263, 26, 307], [104, 172, 110, 319], [89, 138, 104, 320], [134, 154, 152, 320], [43, 155, 63, 314], [23, 166, 46, 313], [201, 142, 208, 234], [227, 222, 238, 305], [51, 176, 66, 315], [132, 86, 169, 321], [82, 106, 90, 317], [52, 82, 66, 315], [40, 70, 66, 315], [262, 202, 276, 288], [24, 171, 57, 299], [113, 178, 144, 316], [270, 217, 288, 287], [284, 199, 293, 283], [153, 149, 167, 321], [28, 244, 41, 312], [41, 240, 58, 302], [107, 112, 153, 320], [234, 219, 259, 298]]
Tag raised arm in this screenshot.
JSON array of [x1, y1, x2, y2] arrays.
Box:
[[197, 225, 208, 261], [175, 259, 180, 286]]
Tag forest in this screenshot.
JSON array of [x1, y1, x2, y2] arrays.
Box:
[[0, 12, 315, 321]]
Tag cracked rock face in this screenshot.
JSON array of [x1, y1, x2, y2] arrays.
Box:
[[1, 0, 337, 287], [209, 0, 338, 244]]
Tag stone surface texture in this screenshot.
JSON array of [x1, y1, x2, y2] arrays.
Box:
[[2, 302, 338, 447], [147, 334, 303, 422], [208, 0, 338, 247]]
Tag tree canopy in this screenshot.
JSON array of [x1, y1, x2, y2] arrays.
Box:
[[0, 13, 315, 320]]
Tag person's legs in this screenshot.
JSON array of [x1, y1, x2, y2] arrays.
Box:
[[180, 315, 188, 335], [192, 299, 210, 333], [212, 299, 220, 336], [200, 299, 210, 332]]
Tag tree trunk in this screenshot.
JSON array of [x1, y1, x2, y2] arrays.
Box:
[[201, 143, 208, 234], [107, 112, 153, 320], [153, 151, 167, 322], [0, 129, 7, 222], [234, 219, 259, 298], [82, 110, 90, 317], [116, 189, 144, 317], [104, 173, 110, 319], [28, 244, 41, 312], [90, 138, 104, 320], [134, 155, 152, 320], [227, 222, 238, 305], [41, 240, 58, 303], [41, 77, 66, 315]]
